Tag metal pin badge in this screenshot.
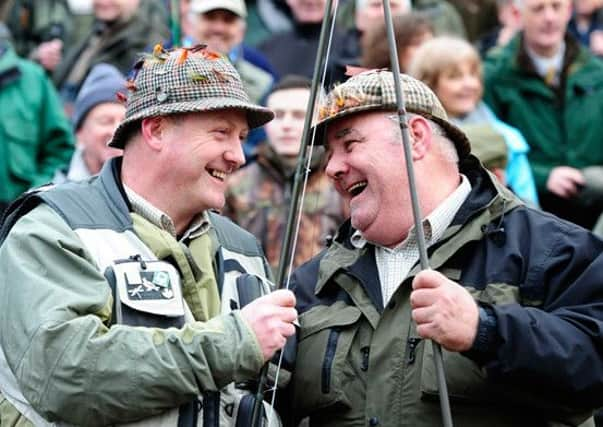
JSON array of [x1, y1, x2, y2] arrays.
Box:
[[156, 87, 169, 103]]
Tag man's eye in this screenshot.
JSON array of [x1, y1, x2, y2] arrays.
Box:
[[344, 140, 359, 152]]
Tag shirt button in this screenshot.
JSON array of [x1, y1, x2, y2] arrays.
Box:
[[369, 417, 379, 426]]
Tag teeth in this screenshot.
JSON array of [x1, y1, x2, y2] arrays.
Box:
[[211, 170, 227, 180], [348, 181, 367, 196]]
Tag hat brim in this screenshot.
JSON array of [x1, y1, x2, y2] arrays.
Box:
[[108, 97, 274, 148], [312, 105, 471, 160]]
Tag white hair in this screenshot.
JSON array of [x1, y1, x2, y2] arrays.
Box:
[[403, 113, 459, 164]]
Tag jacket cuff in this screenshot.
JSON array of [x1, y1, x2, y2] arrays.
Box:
[[462, 304, 500, 365]]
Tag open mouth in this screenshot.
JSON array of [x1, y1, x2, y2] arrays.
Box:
[[347, 181, 368, 197], [208, 168, 227, 182]]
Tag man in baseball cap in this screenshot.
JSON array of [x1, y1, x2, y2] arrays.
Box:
[[188, 0, 274, 103], [0, 45, 297, 426], [287, 69, 603, 426]]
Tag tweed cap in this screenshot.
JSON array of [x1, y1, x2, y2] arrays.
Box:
[[108, 44, 273, 148], [314, 70, 471, 159]]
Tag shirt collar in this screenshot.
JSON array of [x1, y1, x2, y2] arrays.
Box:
[[526, 41, 566, 85], [124, 185, 210, 240], [351, 174, 471, 251]]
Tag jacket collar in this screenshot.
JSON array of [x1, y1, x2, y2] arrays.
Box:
[[314, 156, 521, 300], [95, 157, 133, 225]]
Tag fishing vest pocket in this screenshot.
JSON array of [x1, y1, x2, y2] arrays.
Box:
[[292, 303, 361, 415], [105, 258, 186, 327]]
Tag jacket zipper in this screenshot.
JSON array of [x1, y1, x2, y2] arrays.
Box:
[[407, 338, 421, 365], [322, 328, 341, 393]]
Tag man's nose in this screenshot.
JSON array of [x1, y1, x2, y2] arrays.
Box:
[[225, 140, 246, 168], [325, 152, 347, 180]]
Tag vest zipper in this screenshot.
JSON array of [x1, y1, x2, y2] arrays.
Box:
[[322, 328, 341, 393]]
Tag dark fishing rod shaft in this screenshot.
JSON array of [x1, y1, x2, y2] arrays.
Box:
[[381, 0, 453, 425]]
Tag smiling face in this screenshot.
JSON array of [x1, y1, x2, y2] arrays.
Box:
[[519, 0, 572, 56], [265, 87, 310, 158], [194, 9, 245, 54], [76, 102, 125, 174], [434, 58, 482, 118], [158, 109, 248, 214], [325, 111, 413, 246]]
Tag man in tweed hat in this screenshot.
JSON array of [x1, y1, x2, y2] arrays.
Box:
[[0, 45, 296, 426], [286, 69, 603, 426]]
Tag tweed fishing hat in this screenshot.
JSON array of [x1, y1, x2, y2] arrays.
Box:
[[314, 69, 471, 159], [108, 44, 273, 148]]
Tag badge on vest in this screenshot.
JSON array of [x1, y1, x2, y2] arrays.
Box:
[[112, 257, 185, 318]]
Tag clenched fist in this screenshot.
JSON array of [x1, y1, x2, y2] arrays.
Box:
[[410, 270, 479, 352], [241, 289, 297, 361]]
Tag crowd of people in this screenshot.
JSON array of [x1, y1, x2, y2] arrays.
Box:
[[1, 0, 603, 426]]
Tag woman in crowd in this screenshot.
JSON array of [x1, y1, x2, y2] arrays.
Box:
[[409, 35, 539, 206]]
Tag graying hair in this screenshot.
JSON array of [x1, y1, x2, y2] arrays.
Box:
[[392, 113, 458, 164]]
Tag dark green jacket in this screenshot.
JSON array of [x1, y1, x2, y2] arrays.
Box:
[[289, 157, 603, 426], [0, 42, 73, 204], [483, 35, 603, 194]]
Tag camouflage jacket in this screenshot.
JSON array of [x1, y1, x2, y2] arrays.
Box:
[[224, 144, 347, 274]]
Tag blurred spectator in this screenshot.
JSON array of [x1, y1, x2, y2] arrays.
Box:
[[53, 0, 170, 118], [413, 0, 467, 36], [568, 0, 603, 55], [5, 0, 73, 73], [446, 0, 499, 41], [335, 0, 466, 39], [67, 0, 168, 48], [244, 0, 294, 46], [331, 0, 411, 83], [460, 123, 509, 185], [361, 11, 433, 72], [259, 0, 344, 80], [409, 35, 539, 206], [477, 0, 523, 56], [0, 20, 73, 214], [54, 63, 125, 183], [176, 0, 196, 46], [190, 0, 275, 102], [477, 0, 523, 57], [484, 0, 603, 229], [224, 75, 346, 273]]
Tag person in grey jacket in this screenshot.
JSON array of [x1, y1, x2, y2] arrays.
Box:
[[0, 45, 296, 426]]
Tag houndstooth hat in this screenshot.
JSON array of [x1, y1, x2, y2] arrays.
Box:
[[314, 69, 471, 159], [108, 45, 274, 148]]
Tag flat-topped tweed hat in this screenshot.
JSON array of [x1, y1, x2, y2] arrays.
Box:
[[109, 44, 274, 148], [314, 69, 471, 159]]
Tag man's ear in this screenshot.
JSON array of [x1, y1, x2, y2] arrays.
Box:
[[407, 115, 432, 160], [140, 116, 168, 151]]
